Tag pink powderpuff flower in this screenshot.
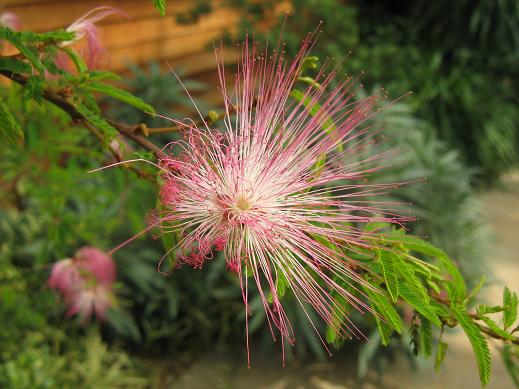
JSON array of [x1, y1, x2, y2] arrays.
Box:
[[109, 31, 413, 363], [59, 6, 126, 69], [48, 246, 116, 321]]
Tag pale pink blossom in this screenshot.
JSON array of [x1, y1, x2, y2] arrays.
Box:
[[0, 12, 21, 30], [48, 246, 116, 321], [59, 6, 125, 69]]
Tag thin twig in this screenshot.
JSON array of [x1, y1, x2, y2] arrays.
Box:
[[432, 293, 519, 346], [0, 69, 166, 176]]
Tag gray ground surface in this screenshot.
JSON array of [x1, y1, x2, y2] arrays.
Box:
[[166, 175, 519, 389]]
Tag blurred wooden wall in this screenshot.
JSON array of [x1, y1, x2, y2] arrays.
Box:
[[2, 0, 290, 104]]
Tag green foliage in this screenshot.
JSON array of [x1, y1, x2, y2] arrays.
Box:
[[319, 224, 518, 386], [502, 345, 519, 387], [410, 315, 433, 358], [23, 75, 45, 103], [364, 287, 402, 339], [435, 339, 448, 371], [152, 0, 167, 16], [503, 287, 519, 330], [417, 317, 433, 357], [0, 57, 32, 74], [82, 82, 155, 114], [74, 102, 118, 141], [62, 47, 87, 76], [0, 100, 23, 147], [453, 307, 492, 386], [175, 0, 213, 24], [0, 26, 155, 148], [356, 94, 489, 283], [1, 3, 518, 386], [0, 27, 44, 74], [377, 250, 398, 302], [0, 210, 150, 388]]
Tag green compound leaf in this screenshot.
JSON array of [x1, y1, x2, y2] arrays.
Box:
[[476, 304, 504, 315], [503, 287, 518, 330], [389, 234, 467, 303], [418, 316, 433, 357], [479, 316, 514, 341], [374, 314, 393, 346], [364, 287, 402, 334], [377, 249, 399, 302], [399, 283, 442, 327], [325, 293, 349, 346], [0, 57, 32, 74], [267, 270, 290, 304], [86, 70, 122, 82], [23, 75, 45, 103], [435, 340, 449, 371], [62, 47, 87, 76], [75, 102, 118, 141], [157, 201, 179, 271], [501, 345, 519, 387], [395, 255, 429, 305], [19, 29, 75, 43], [466, 275, 486, 303], [0, 101, 24, 147], [453, 306, 492, 386], [152, 0, 167, 16], [83, 82, 155, 113], [0, 27, 44, 74]]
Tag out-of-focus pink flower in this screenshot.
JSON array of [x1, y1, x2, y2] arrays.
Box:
[[150, 32, 413, 363], [0, 12, 21, 30], [48, 246, 116, 321], [60, 6, 126, 69]]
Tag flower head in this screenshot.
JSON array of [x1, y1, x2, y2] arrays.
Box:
[[156, 33, 410, 361], [49, 246, 116, 321], [60, 6, 125, 69]]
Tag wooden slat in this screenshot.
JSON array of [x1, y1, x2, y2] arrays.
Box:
[[3, 0, 202, 32], [2, 0, 292, 81], [106, 25, 239, 72], [99, 8, 239, 51], [159, 49, 240, 77]]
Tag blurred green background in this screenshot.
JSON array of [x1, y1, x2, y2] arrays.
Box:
[[1, 0, 518, 388]]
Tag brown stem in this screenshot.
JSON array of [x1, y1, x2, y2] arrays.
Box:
[[0, 69, 167, 164], [83, 121, 155, 181], [431, 293, 519, 346]]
